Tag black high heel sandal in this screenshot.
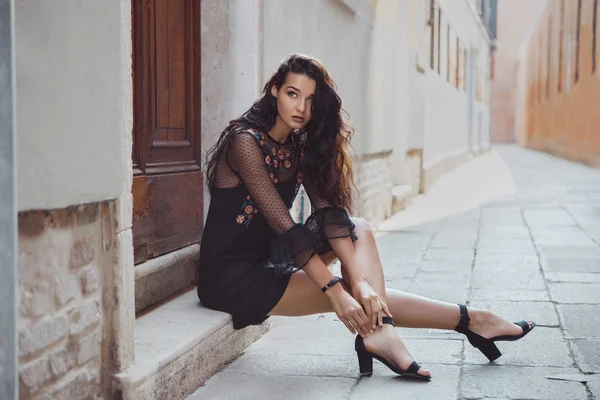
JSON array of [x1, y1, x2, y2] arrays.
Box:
[[355, 316, 431, 380], [455, 304, 535, 362]]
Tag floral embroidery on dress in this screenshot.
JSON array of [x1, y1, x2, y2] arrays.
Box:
[[237, 195, 259, 227], [231, 126, 307, 227]]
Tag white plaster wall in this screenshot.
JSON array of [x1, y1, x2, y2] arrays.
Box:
[[423, 71, 470, 169], [200, 0, 261, 219], [422, 0, 492, 169], [15, 1, 130, 212], [262, 0, 405, 157]]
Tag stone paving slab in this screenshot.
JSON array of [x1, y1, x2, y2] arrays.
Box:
[[548, 282, 600, 303], [463, 327, 573, 367], [471, 269, 546, 290], [546, 272, 600, 283], [539, 246, 600, 257], [408, 279, 469, 304], [473, 254, 540, 270], [460, 366, 588, 400], [470, 289, 550, 301], [417, 260, 474, 272], [424, 248, 475, 261], [350, 365, 460, 400], [588, 379, 600, 400], [571, 339, 600, 373], [541, 256, 600, 273], [226, 353, 358, 378], [188, 372, 357, 400], [557, 304, 600, 338]]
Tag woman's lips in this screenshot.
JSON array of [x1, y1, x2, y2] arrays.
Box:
[[292, 116, 305, 123]]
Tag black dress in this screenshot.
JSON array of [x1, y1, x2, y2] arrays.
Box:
[[197, 125, 357, 329]]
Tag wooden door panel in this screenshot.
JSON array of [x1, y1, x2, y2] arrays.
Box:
[[133, 0, 202, 265]]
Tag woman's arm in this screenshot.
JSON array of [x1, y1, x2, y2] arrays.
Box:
[[228, 132, 370, 336], [304, 178, 390, 329]]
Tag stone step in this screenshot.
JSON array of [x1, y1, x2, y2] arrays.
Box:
[[115, 290, 268, 400], [135, 244, 199, 313], [392, 184, 414, 215]]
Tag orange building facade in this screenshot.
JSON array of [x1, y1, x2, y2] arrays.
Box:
[[516, 0, 600, 166]]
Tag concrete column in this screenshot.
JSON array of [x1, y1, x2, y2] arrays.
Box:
[[0, 0, 17, 398]]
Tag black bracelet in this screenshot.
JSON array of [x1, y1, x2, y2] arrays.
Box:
[[321, 277, 343, 293]]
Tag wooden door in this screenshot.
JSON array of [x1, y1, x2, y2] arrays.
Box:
[[132, 0, 202, 265]]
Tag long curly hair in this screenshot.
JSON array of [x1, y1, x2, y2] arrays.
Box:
[[205, 54, 356, 212]]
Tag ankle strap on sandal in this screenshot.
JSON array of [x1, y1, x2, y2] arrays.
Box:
[[455, 304, 471, 333], [382, 316, 395, 327]]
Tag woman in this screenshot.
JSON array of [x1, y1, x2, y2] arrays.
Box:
[[197, 54, 534, 380]]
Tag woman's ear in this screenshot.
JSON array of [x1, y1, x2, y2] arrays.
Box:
[[270, 85, 278, 98]]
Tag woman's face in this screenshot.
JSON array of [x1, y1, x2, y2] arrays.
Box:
[[271, 72, 316, 131]]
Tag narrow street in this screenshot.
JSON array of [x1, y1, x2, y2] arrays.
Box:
[[190, 144, 600, 400]]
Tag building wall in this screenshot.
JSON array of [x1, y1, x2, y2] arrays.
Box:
[[516, 0, 600, 166], [200, 0, 262, 220], [15, 1, 135, 398], [419, 0, 493, 189], [491, 0, 543, 142], [15, 0, 131, 212], [262, 0, 410, 223]]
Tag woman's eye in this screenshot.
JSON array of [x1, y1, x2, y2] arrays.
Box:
[[307, 97, 313, 103], [287, 91, 297, 98]]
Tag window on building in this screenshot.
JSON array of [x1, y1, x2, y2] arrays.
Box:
[[447, 24, 451, 82], [456, 38, 461, 88], [575, 0, 582, 82], [429, 0, 435, 70], [593, 0, 598, 72], [567, 31, 573, 91], [558, 0, 564, 91], [539, 34, 543, 103], [428, 0, 435, 26], [547, 18, 552, 98], [437, 8, 442, 73]]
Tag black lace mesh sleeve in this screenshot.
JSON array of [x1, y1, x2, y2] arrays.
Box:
[[303, 178, 357, 255], [228, 132, 319, 275]]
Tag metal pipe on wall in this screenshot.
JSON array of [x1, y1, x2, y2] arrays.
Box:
[[0, 0, 18, 398]]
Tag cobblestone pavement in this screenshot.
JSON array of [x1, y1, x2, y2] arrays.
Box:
[[189, 145, 600, 400]]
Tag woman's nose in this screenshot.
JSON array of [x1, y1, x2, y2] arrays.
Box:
[[297, 101, 306, 113]]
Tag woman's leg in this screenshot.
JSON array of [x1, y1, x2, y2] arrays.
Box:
[[347, 218, 528, 339], [268, 252, 339, 316]]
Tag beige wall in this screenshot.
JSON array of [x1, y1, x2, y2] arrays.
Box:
[[15, 0, 132, 212], [491, 0, 543, 142], [516, 0, 600, 166]]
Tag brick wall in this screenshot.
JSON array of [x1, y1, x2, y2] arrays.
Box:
[[517, 0, 600, 166], [18, 202, 117, 399], [353, 151, 394, 225]]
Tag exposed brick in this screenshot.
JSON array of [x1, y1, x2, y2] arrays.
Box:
[[69, 298, 101, 336], [55, 275, 79, 306], [20, 281, 55, 318], [50, 343, 77, 378], [18, 210, 47, 237], [20, 315, 68, 357], [70, 237, 95, 269], [19, 356, 50, 394], [77, 331, 101, 365], [80, 266, 100, 295], [50, 368, 98, 400], [19, 247, 60, 284]]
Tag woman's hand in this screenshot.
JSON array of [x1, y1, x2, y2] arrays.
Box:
[[325, 284, 371, 337], [351, 280, 392, 330]]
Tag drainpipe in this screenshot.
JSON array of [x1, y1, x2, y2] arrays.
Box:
[[0, 0, 18, 398]]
